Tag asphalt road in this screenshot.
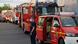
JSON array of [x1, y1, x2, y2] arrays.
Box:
[[0, 23, 31, 44]]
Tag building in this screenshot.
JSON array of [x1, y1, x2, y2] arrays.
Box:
[[64, 0, 77, 12]]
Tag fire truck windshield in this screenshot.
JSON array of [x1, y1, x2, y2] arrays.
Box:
[[37, 3, 58, 15], [61, 16, 78, 27], [37, 6, 56, 15]]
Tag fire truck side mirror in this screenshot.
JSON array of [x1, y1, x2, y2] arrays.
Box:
[[54, 24, 60, 27]]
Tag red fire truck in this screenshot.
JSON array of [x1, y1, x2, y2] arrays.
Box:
[[36, 12, 78, 44], [21, 2, 59, 33], [23, 6, 32, 33], [15, 6, 22, 26]]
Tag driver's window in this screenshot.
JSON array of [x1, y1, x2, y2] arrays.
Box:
[[38, 17, 45, 26], [53, 18, 59, 27]]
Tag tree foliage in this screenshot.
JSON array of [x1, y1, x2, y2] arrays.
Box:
[[0, 4, 11, 13]]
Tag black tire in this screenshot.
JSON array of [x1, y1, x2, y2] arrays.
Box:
[[23, 24, 29, 34], [15, 21, 18, 25], [23, 24, 26, 34], [36, 39, 44, 44], [58, 39, 65, 44], [36, 39, 40, 44]]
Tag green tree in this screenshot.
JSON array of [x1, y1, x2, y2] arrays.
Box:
[[0, 7, 2, 12], [2, 4, 11, 10], [0, 4, 11, 12]]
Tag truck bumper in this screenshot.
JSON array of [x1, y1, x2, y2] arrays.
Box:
[[65, 37, 78, 44]]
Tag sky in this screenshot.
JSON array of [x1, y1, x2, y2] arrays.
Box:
[[0, 0, 77, 8], [0, 0, 55, 7], [0, 0, 31, 7]]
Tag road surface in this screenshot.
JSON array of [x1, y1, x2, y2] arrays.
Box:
[[0, 23, 31, 44]]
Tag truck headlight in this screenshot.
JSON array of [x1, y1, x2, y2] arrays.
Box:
[[66, 33, 75, 37]]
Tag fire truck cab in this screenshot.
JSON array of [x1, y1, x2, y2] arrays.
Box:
[[22, 2, 58, 33], [22, 4, 34, 33], [36, 12, 78, 44]]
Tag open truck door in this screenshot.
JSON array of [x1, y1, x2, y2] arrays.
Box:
[[36, 16, 53, 44], [36, 16, 65, 44], [51, 17, 61, 44], [36, 17, 45, 42]]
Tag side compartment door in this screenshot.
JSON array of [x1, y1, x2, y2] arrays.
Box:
[[36, 17, 45, 41]]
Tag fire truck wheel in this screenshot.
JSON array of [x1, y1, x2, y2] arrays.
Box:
[[36, 39, 44, 44], [58, 38, 65, 44], [23, 28, 27, 34], [23, 24, 26, 34], [36, 39, 39, 44], [23, 25, 29, 34], [22, 24, 24, 30]]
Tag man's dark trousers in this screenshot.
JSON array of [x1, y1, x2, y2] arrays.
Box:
[[30, 31, 36, 44]]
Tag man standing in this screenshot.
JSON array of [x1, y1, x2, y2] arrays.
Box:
[[30, 17, 36, 44]]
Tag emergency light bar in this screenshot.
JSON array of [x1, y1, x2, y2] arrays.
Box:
[[55, 12, 75, 15], [59, 12, 75, 15]]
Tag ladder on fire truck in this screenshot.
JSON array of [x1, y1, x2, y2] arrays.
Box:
[[29, 0, 64, 12]]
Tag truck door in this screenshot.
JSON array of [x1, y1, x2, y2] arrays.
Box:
[[51, 17, 60, 44], [36, 17, 45, 41], [45, 17, 53, 43]]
